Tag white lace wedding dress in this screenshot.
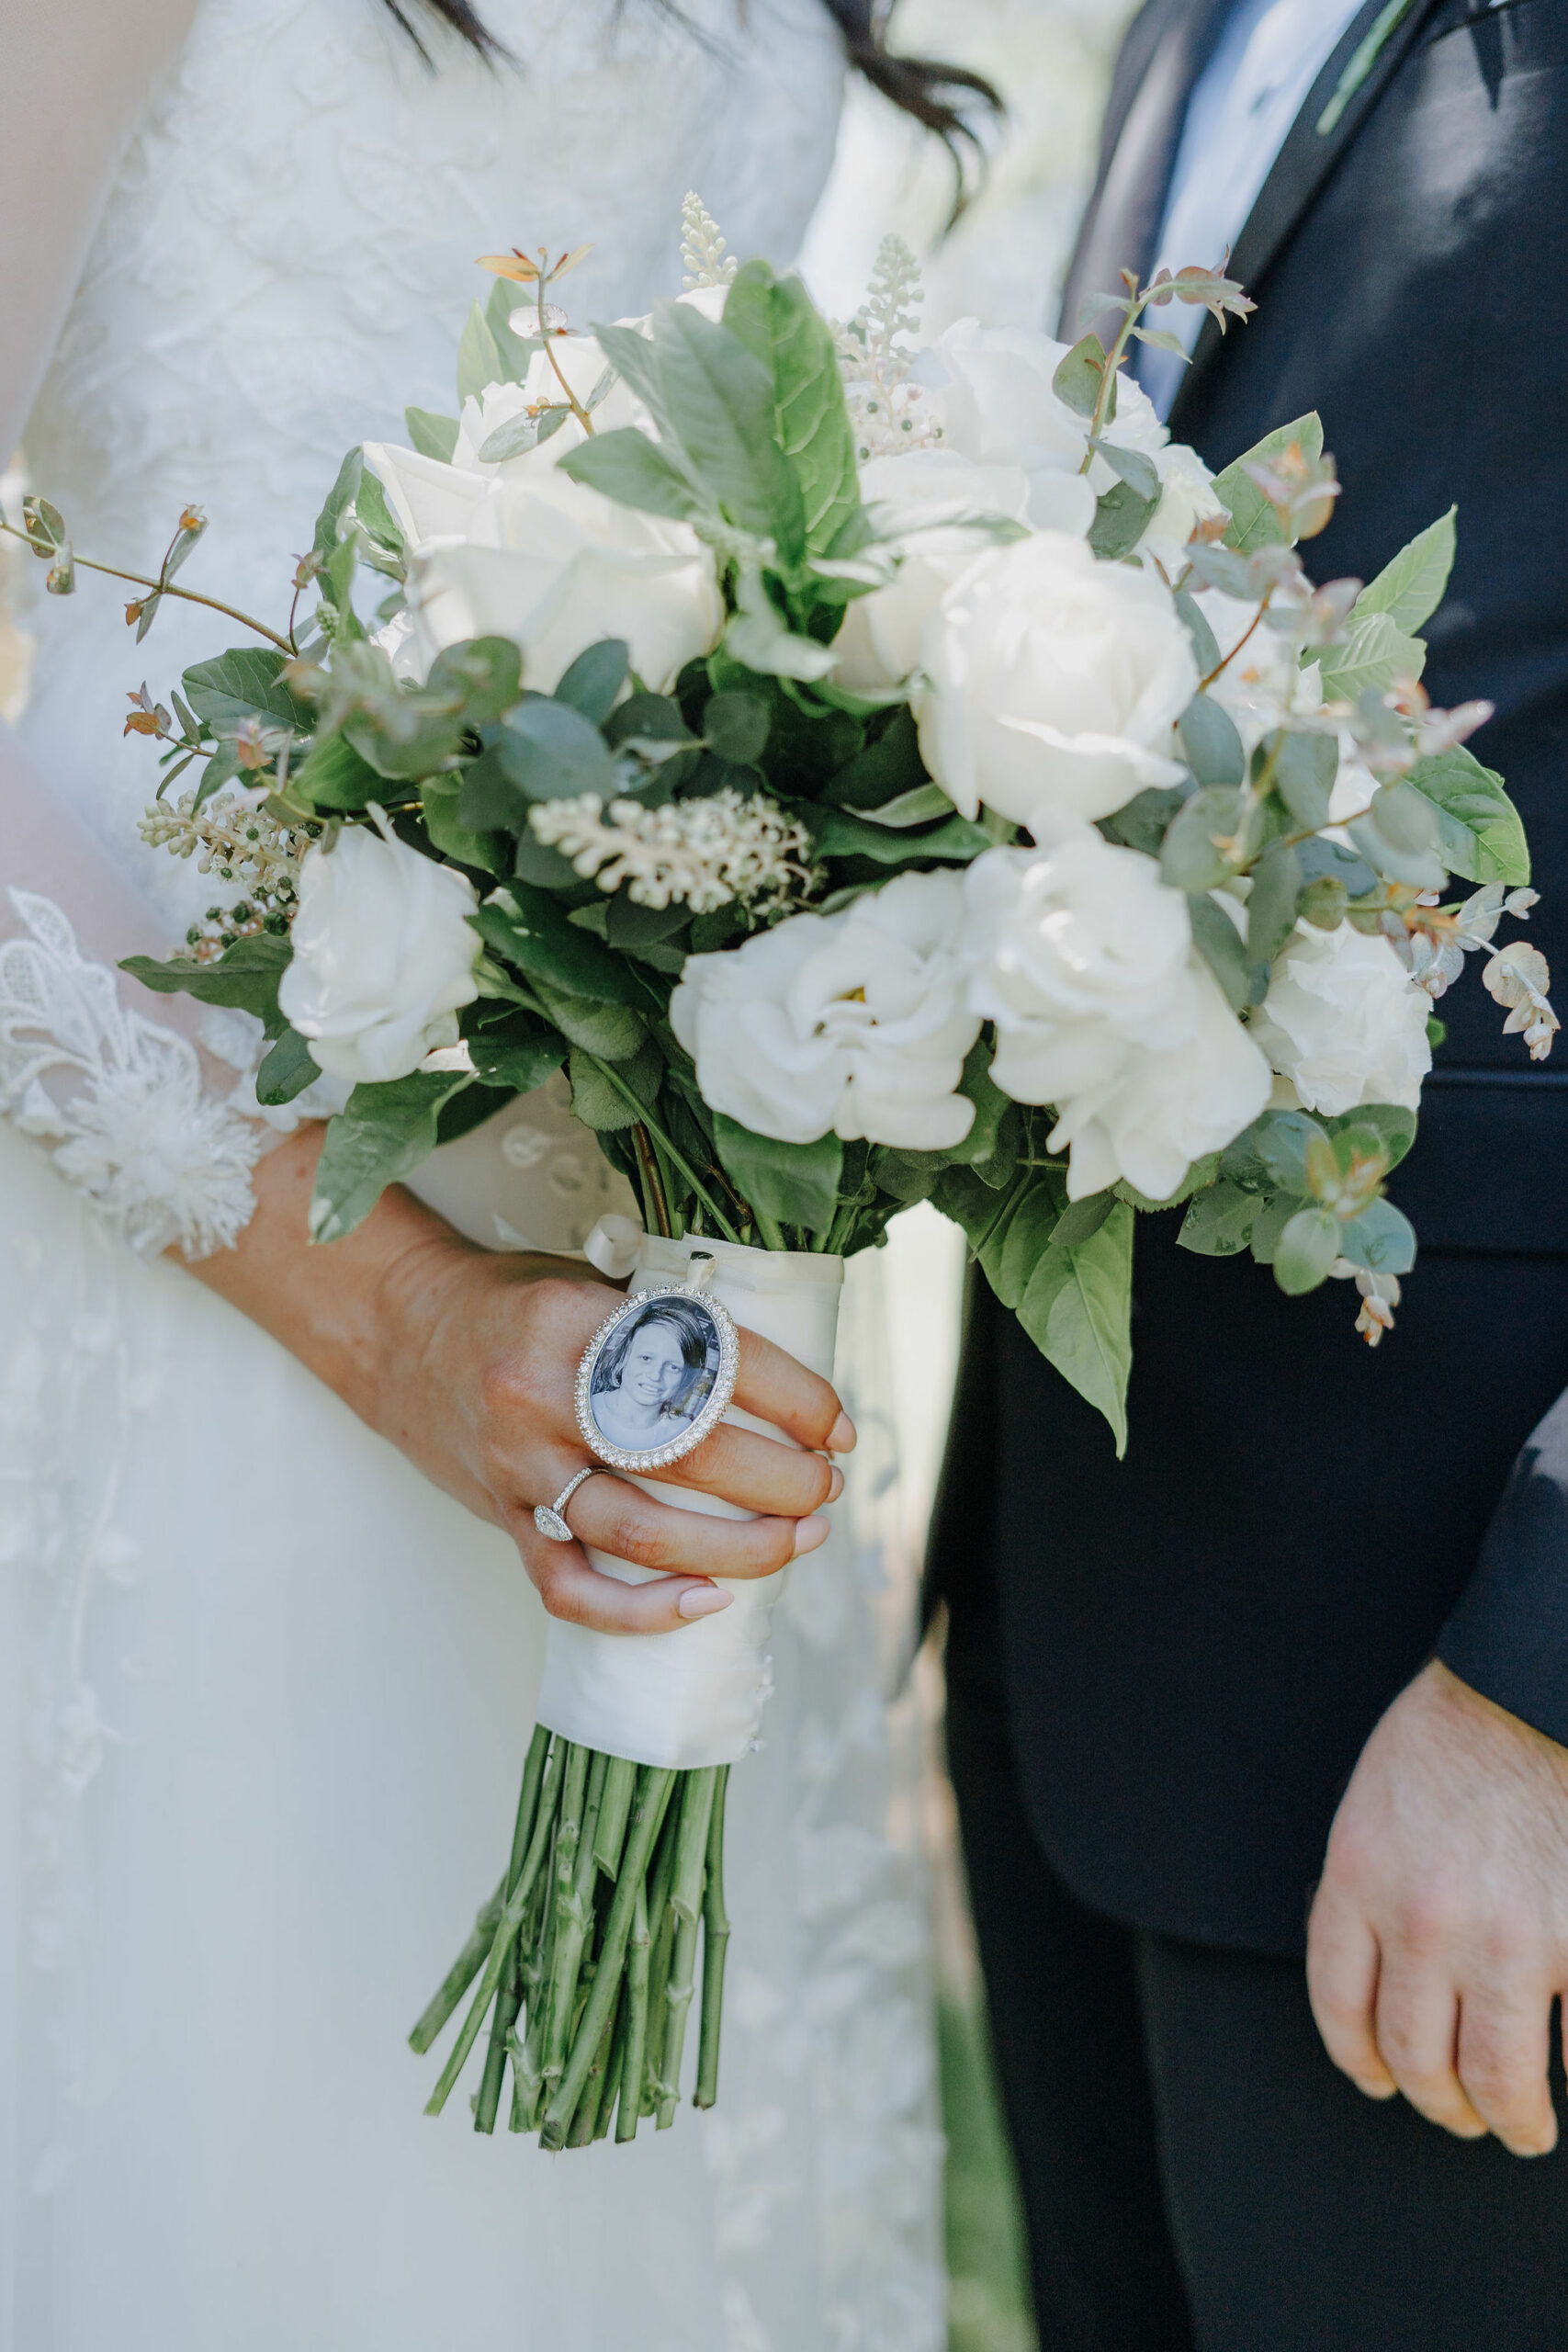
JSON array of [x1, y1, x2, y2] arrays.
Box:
[[0, 5, 944, 2346]]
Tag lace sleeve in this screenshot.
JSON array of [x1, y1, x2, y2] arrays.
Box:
[[0, 719, 268, 1259]]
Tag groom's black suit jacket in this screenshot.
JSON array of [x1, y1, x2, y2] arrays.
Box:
[[932, 0, 1568, 1953]]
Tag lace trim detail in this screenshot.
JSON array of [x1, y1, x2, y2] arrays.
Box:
[[0, 889, 263, 1258]]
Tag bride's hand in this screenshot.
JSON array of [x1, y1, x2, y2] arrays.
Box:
[[188, 1123, 854, 1634]]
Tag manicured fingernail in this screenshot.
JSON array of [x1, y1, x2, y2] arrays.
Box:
[[828, 1411, 856, 1453], [794, 1513, 830, 1557], [826, 1464, 845, 1503], [677, 1584, 732, 1619]]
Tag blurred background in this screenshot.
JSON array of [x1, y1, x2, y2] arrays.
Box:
[[802, 6, 1142, 2346]]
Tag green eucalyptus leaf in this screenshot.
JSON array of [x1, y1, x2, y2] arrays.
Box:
[[1179, 694, 1245, 788], [1248, 1189, 1308, 1264], [604, 690, 694, 751], [713, 1114, 842, 1233], [1337, 1194, 1416, 1275], [1352, 507, 1456, 637], [1214, 413, 1324, 551], [1323, 1100, 1417, 1172], [1187, 892, 1251, 1012], [497, 696, 617, 802], [289, 733, 379, 811], [1402, 746, 1529, 887], [310, 1072, 472, 1242], [1267, 729, 1337, 830], [420, 773, 507, 871], [1347, 781, 1447, 890], [1177, 1176, 1258, 1257], [1222, 1107, 1327, 1196], [1247, 838, 1303, 968], [1089, 436, 1161, 503], [1160, 786, 1240, 892], [1089, 479, 1158, 560], [552, 639, 630, 726], [1051, 334, 1111, 422], [1173, 587, 1221, 677], [703, 690, 772, 765], [1272, 1205, 1342, 1295]]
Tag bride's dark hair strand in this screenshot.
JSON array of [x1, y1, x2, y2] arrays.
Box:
[[381, 0, 1001, 208]]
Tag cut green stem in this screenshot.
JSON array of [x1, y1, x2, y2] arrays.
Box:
[[695, 1767, 730, 2109], [408, 1881, 503, 2054]]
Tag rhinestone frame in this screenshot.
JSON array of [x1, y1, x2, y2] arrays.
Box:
[[574, 1282, 740, 1472]]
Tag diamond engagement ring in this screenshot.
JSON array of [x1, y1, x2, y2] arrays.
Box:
[[533, 1465, 605, 1544]]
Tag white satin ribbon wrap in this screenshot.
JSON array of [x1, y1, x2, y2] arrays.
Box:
[[535, 1228, 844, 1769]]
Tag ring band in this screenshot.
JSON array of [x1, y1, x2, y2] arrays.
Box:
[[534, 1465, 604, 1543]]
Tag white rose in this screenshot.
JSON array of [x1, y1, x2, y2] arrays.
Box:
[[669, 870, 980, 1150], [1249, 920, 1433, 1114], [392, 466, 723, 696], [911, 320, 1099, 536], [277, 815, 481, 1085], [917, 531, 1197, 832], [963, 837, 1271, 1199], [832, 448, 1032, 694]]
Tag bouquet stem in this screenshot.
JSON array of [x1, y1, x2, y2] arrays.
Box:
[[414, 1733, 741, 2149]]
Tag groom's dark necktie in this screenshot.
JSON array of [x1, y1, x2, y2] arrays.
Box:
[[1057, 0, 1240, 342]]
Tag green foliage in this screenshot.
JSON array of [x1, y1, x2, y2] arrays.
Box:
[[1267, 729, 1337, 831], [254, 1025, 321, 1106], [713, 1114, 842, 1234], [122, 933, 292, 1036], [1178, 1176, 1258, 1257], [1160, 786, 1239, 892], [310, 1071, 473, 1242], [1089, 480, 1158, 560], [1187, 893, 1252, 1012], [1352, 507, 1456, 636], [553, 639, 630, 726], [405, 407, 460, 463], [1318, 610, 1427, 702], [1051, 334, 1112, 423], [1402, 746, 1529, 886], [561, 428, 705, 522], [1016, 1199, 1134, 1459], [807, 803, 990, 866], [1179, 694, 1245, 788], [1215, 413, 1324, 550], [568, 1039, 663, 1129], [474, 888, 652, 1008], [182, 648, 313, 738], [292, 731, 381, 811], [457, 300, 511, 403], [723, 261, 860, 559], [1247, 839, 1304, 967]]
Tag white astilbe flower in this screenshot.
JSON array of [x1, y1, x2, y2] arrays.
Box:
[[836, 235, 943, 461], [681, 191, 738, 289], [528, 788, 820, 917]]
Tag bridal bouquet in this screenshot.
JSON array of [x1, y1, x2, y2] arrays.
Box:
[[21, 196, 1551, 2147]]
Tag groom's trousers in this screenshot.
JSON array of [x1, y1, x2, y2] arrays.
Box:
[[946, 1672, 1568, 2352]]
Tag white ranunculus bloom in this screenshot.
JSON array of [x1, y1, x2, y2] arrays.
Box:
[[832, 448, 1032, 694], [1249, 920, 1433, 1114], [917, 531, 1197, 833], [962, 837, 1271, 1199], [669, 871, 980, 1150], [278, 815, 482, 1085]]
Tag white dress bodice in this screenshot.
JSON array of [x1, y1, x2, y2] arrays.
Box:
[[18, 0, 843, 935]]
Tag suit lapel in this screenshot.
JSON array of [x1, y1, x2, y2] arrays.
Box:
[[1169, 0, 1450, 430], [1057, 0, 1236, 342]]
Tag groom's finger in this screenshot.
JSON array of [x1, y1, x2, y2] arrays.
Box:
[[1306, 1887, 1397, 2100]]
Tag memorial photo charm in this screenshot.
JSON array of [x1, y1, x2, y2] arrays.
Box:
[[574, 1270, 739, 1473]]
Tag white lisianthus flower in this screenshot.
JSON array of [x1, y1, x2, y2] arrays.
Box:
[[917, 531, 1197, 833], [832, 448, 1032, 694], [669, 871, 981, 1150], [278, 814, 482, 1085], [962, 836, 1272, 1200], [1249, 920, 1433, 1114]]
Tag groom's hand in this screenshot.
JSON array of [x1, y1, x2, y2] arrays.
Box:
[[1307, 1659, 1568, 2156]]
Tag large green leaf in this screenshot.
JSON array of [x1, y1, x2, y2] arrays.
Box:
[[313, 447, 364, 556], [1214, 413, 1324, 552], [713, 1114, 842, 1233], [807, 804, 991, 865], [254, 1026, 321, 1106], [1353, 507, 1457, 636], [405, 407, 459, 463], [182, 648, 314, 737], [1318, 610, 1427, 702], [457, 300, 510, 402], [560, 429, 706, 523], [1016, 1198, 1134, 1457], [650, 300, 807, 567], [1402, 745, 1529, 886], [723, 260, 860, 560], [292, 731, 380, 811], [420, 773, 507, 872], [310, 1071, 472, 1241], [121, 933, 292, 1036]]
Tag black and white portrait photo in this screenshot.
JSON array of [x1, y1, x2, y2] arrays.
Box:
[[586, 1296, 722, 1458]]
